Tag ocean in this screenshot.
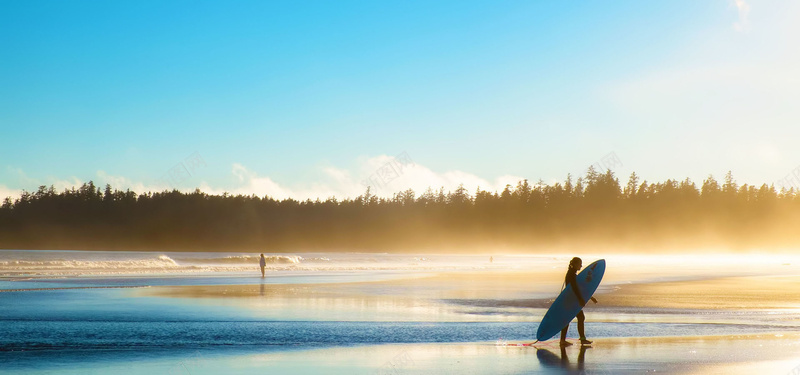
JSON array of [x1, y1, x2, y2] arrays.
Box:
[[2, 250, 799, 374]]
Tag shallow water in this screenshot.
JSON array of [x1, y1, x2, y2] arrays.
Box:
[[2, 250, 800, 374]]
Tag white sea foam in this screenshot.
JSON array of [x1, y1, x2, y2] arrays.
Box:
[[0, 254, 180, 270], [178, 255, 304, 265], [0, 251, 511, 277]]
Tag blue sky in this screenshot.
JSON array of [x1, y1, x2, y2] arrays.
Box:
[[2, 0, 799, 200]]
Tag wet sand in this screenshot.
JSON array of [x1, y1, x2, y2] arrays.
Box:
[[16, 333, 799, 375], [139, 270, 800, 325], [133, 269, 800, 373], [598, 275, 800, 310], [142, 269, 800, 312], [7, 253, 800, 374], [250, 333, 800, 375]]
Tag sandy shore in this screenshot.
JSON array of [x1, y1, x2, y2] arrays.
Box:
[[8, 254, 800, 374], [138, 270, 800, 326], [139, 269, 565, 299], [130, 270, 800, 373], [141, 269, 800, 311], [598, 275, 800, 310]]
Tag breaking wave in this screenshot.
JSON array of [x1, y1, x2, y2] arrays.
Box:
[[177, 255, 304, 265], [0, 254, 209, 277], [0, 254, 181, 271]]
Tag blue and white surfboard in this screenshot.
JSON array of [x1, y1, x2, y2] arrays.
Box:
[[536, 259, 606, 341]]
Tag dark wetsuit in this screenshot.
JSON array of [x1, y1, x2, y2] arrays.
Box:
[[561, 268, 587, 341], [564, 271, 585, 306]]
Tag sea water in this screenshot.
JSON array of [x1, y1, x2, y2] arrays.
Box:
[[1, 250, 799, 374]]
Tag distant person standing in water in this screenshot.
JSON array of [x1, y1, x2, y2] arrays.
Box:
[[560, 257, 597, 347], [259, 254, 266, 278]]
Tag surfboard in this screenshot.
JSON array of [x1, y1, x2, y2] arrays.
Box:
[[536, 259, 606, 342]]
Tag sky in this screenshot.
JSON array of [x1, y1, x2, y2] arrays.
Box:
[[2, 0, 799, 201]]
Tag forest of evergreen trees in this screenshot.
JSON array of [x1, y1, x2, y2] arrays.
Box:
[[2, 168, 800, 252]]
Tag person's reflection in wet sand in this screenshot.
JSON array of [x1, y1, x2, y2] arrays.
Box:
[[578, 345, 587, 372], [260, 282, 266, 297], [536, 345, 590, 373]]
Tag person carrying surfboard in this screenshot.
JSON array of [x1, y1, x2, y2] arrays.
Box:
[[560, 257, 597, 347], [535, 258, 605, 345]]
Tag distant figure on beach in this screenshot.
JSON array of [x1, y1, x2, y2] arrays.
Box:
[[259, 253, 266, 278], [560, 257, 597, 347], [490, 256, 493, 263]]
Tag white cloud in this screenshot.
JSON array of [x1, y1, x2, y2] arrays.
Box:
[[196, 155, 525, 200], [52, 177, 87, 192], [732, 0, 751, 32], [0, 184, 20, 202], [4, 157, 527, 202], [96, 171, 168, 194], [212, 163, 304, 199], [357, 154, 525, 197], [3, 167, 83, 197]]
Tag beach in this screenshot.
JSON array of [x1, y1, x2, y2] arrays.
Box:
[[2, 251, 800, 374]]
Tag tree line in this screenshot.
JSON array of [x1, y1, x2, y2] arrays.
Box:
[[2, 168, 799, 252]]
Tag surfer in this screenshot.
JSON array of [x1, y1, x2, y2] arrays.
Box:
[[560, 257, 597, 347], [259, 253, 266, 278]]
